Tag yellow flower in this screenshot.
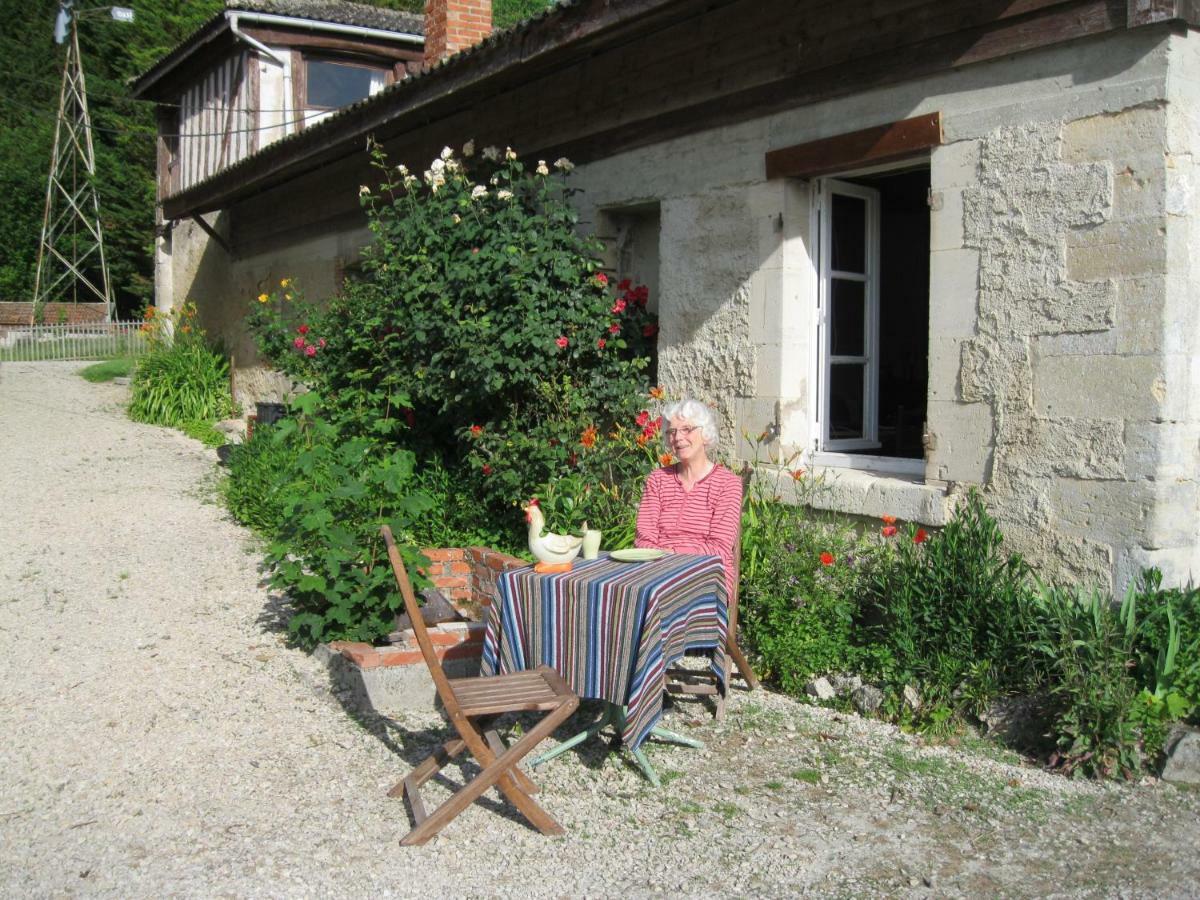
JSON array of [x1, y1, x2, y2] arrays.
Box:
[[284, 293, 293, 301], [257, 293, 269, 303], [280, 278, 292, 288]]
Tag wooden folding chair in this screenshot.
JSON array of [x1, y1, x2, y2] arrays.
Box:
[[666, 463, 760, 719], [380, 526, 579, 845]]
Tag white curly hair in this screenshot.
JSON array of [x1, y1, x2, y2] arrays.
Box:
[[660, 397, 720, 450]]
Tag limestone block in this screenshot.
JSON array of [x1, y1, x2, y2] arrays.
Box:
[[1140, 480, 1200, 551], [1122, 420, 1200, 480], [1045, 478, 1154, 544], [929, 188, 965, 252], [995, 415, 1125, 480], [1066, 218, 1167, 281], [1120, 545, 1200, 591], [1061, 104, 1168, 164], [925, 400, 994, 484], [1161, 727, 1200, 786], [959, 336, 1032, 408], [1033, 353, 1188, 421], [929, 248, 979, 338], [1112, 158, 1169, 220], [927, 335, 967, 403], [1033, 276, 1165, 357], [931, 139, 980, 189], [803, 467, 954, 526], [1001, 523, 1114, 591]]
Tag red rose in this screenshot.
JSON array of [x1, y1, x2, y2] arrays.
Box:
[[469, 424, 483, 436], [555, 336, 568, 349], [297, 324, 309, 335], [304, 345, 317, 357], [617, 278, 632, 291], [820, 551, 834, 566], [292, 337, 305, 349], [482, 464, 493, 475], [594, 272, 608, 286], [643, 323, 658, 337], [609, 323, 620, 335], [611, 299, 627, 314], [597, 338, 606, 349]]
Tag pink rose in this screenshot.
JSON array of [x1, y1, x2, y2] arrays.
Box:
[[293, 337, 305, 349], [304, 345, 317, 357], [555, 336, 568, 349]]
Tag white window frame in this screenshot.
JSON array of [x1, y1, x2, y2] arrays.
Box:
[[810, 174, 925, 478]]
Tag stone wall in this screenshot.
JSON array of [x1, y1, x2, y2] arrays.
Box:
[[158, 25, 1199, 589]]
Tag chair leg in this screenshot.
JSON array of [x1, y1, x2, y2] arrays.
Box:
[[401, 703, 577, 846], [388, 737, 466, 798], [485, 728, 538, 795], [728, 639, 759, 691]]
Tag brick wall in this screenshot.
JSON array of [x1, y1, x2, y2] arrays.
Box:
[[331, 544, 524, 673], [424, 0, 492, 65], [0, 302, 107, 327]]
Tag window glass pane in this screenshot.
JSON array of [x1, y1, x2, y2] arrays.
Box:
[[307, 60, 376, 108], [831, 193, 866, 274], [829, 363, 864, 440], [830, 278, 865, 356]]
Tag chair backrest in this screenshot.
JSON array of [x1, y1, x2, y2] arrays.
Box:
[[381, 525, 462, 714], [728, 463, 754, 629]]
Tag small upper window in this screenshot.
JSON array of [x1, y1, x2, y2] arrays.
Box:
[[306, 59, 384, 109]]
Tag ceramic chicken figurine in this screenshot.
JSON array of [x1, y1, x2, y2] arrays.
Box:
[[523, 499, 583, 570]]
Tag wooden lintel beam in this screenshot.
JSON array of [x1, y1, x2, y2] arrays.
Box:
[[764, 113, 944, 181]]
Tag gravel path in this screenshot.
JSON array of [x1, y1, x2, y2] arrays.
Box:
[[1, 361, 1198, 898]]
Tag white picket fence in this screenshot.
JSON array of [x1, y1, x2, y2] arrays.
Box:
[[0, 321, 152, 363]]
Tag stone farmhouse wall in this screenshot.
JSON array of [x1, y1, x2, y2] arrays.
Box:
[[161, 26, 1200, 591]]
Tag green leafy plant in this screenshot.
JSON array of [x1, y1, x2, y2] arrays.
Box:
[[262, 392, 435, 649], [738, 448, 874, 693], [859, 489, 1036, 710], [129, 302, 233, 428]]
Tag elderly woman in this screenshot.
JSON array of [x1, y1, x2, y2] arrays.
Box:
[[635, 398, 743, 596]]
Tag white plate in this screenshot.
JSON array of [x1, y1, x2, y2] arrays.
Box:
[[609, 548, 669, 562]]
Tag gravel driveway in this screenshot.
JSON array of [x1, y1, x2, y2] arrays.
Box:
[[1, 361, 1198, 898]]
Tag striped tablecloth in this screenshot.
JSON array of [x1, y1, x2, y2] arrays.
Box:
[[481, 553, 728, 750]]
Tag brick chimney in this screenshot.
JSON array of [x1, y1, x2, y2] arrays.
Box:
[[424, 0, 492, 64]]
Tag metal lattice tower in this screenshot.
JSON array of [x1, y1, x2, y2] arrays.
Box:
[[32, 2, 113, 322]]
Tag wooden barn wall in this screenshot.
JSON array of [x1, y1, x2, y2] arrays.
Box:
[[177, 51, 251, 194], [225, 0, 1130, 253]]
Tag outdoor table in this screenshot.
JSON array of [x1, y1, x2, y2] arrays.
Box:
[[480, 552, 728, 785]]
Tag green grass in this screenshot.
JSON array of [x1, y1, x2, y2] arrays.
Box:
[[78, 357, 135, 382], [790, 768, 822, 784]]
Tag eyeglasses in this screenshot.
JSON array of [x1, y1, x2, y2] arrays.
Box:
[[665, 425, 699, 439]]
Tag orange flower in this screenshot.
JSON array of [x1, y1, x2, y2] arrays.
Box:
[[580, 425, 598, 449], [659, 452, 675, 466], [881, 514, 897, 525], [881, 525, 897, 538], [790, 468, 805, 481], [637, 433, 650, 447], [649, 386, 665, 400], [913, 528, 929, 544], [820, 551, 834, 566]]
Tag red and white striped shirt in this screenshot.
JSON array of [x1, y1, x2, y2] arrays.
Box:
[[635, 464, 743, 597]]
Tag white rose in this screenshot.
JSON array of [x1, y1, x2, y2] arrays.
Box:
[[440, 146, 453, 160], [554, 157, 574, 172], [463, 140, 475, 157], [452, 213, 462, 223], [471, 185, 488, 200], [505, 147, 517, 161], [396, 164, 409, 176], [497, 189, 513, 201], [482, 145, 500, 161], [358, 185, 370, 196], [536, 161, 550, 176], [430, 158, 446, 175]]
